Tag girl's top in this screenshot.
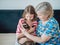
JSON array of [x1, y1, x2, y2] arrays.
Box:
[[16, 18, 37, 35]]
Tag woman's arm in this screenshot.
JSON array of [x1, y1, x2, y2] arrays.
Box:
[[19, 25, 51, 43], [23, 31, 51, 43]]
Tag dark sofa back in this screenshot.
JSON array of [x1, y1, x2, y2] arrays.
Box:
[[0, 10, 60, 33]]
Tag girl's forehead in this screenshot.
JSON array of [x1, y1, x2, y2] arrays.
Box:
[[25, 13, 30, 16], [26, 13, 34, 15]]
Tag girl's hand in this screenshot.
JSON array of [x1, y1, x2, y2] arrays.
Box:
[[18, 38, 27, 44], [20, 21, 26, 33], [30, 27, 35, 31]]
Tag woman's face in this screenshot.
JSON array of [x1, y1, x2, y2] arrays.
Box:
[[37, 11, 48, 21], [25, 13, 34, 21]]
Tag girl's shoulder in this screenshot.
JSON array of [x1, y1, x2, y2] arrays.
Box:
[[19, 18, 24, 21], [19, 18, 25, 23]]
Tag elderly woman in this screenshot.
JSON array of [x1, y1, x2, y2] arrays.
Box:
[[20, 2, 60, 45]]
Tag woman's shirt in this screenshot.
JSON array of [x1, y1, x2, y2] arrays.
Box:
[[16, 18, 37, 35], [36, 17, 60, 45]]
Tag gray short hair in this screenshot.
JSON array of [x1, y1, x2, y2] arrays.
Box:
[[36, 2, 54, 18]]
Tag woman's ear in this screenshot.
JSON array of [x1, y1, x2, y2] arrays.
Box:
[[47, 14, 50, 19]]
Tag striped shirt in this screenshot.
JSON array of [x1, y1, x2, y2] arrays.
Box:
[[16, 18, 37, 35]]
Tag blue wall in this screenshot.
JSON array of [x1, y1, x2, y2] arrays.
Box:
[[0, 10, 60, 33]]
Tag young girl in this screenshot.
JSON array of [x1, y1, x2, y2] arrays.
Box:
[[20, 2, 60, 45], [16, 5, 37, 45]]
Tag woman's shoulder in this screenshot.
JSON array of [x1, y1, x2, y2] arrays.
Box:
[[48, 17, 59, 24], [47, 17, 59, 28]]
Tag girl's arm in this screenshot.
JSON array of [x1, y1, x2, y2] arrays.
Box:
[[17, 27, 36, 39]]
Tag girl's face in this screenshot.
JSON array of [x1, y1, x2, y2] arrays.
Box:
[[25, 13, 34, 21], [37, 11, 49, 21]]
